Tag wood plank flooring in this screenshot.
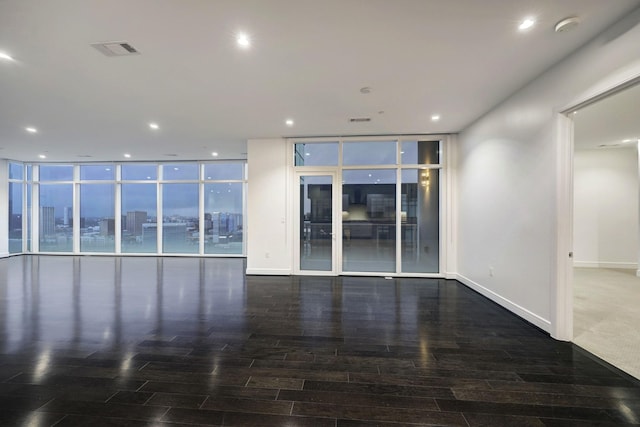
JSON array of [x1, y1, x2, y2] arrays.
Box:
[[0, 256, 639, 426]]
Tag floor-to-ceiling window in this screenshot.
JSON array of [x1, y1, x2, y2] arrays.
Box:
[[203, 163, 245, 255], [293, 137, 443, 275], [23, 161, 246, 256], [80, 165, 116, 253], [38, 165, 74, 252], [121, 164, 158, 254], [8, 162, 24, 253]]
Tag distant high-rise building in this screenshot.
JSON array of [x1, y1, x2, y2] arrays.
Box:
[[99, 218, 115, 236], [126, 211, 147, 236], [40, 206, 55, 238], [63, 206, 72, 226]]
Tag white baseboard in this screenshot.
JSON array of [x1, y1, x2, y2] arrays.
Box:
[[573, 261, 637, 269], [245, 268, 291, 275], [455, 274, 551, 333], [0, 252, 9, 258]]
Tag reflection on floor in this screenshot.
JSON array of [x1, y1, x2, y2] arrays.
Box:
[[0, 256, 639, 425], [574, 267, 640, 380]]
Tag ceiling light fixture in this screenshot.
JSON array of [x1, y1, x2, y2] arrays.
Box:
[[25, 127, 38, 133], [0, 51, 14, 61], [211, 152, 219, 157], [285, 119, 294, 127], [518, 18, 535, 31], [124, 153, 131, 158], [237, 33, 250, 48], [38, 154, 46, 159], [431, 114, 441, 121], [149, 122, 159, 130], [555, 17, 580, 33], [622, 139, 637, 143]]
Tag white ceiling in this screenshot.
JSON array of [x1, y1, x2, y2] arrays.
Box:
[[1, 0, 639, 162]]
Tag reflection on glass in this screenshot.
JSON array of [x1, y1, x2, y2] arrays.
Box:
[[204, 163, 244, 180], [343, 141, 396, 165], [162, 183, 198, 254], [122, 164, 157, 180], [401, 169, 439, 273], [342, 169, 396, 272], [80, 165, 115, 180], [162, 164, 199, 180], [39, 184, 73, 252], [401, 140, 440, 164], [122, 184, 157, 253], [300, 176, 333, 271], [204, 183, 243, 254], [9, 182, 23, 253], [80, 184, 115, 253], [294, 143, 339, 166], [39, 165, 74, 181]]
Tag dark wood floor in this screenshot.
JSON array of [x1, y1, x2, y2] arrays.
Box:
[[0, 256, 639, 426]]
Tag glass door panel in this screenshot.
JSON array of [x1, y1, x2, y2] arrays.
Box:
[[342, 169, 396, 273], [299, 175, 334, 272], [401, 169, 439, 273]]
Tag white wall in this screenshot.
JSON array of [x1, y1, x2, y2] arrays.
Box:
[[456, 6, 640, 335], [573, 147, 638, 268], [246, 138, 292, 275]]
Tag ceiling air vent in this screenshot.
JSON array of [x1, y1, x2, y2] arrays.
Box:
[[349, 117, 371, 123], [91, 41, 140, 57]]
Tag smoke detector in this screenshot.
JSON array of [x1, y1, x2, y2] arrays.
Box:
[[555, 17, 580, 33], [91, 41, 140, 57]]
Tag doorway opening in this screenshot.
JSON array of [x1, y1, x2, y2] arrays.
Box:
[[570, 81, 640, 379]]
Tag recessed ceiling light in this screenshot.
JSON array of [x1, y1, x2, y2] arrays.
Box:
[[0, 51, 14, 61], [237, 33, 250, 48], [622, 139, 637, 143], [518, 18, 535, 31], [211, 152, 219, 157], [285, 119, 294, 127], [124, 153, 131, 158], [149, 122, 159, 130], [431, 114, 441, 121], [25, 127, 38, 133], [38, 154, 46, 159]]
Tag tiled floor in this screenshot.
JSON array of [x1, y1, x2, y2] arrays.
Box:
[[574, 267, 640, 380], [0, 256, 639, 426]]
